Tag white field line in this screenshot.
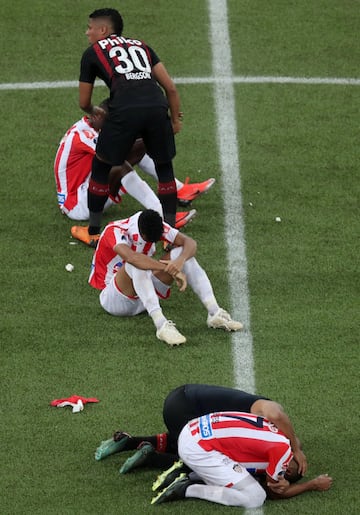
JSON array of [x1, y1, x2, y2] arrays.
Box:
[[209, 0, 256, 400], [208, 7, 269, 515], [1, 75, 360, 90], [208, 4, 263, 514]]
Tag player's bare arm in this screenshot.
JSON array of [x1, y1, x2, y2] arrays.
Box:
[[159, 233, 197, 276], [114, 243, 167, 272], [115, 243, 186, 292], [266, 474, 333, 499], [79, 81, 106, 121], [251, 399, 308, 475], [152, 62, 182, 134]]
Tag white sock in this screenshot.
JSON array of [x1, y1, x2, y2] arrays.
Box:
[[138, 155, 183, 190], [150, 308, 167, 330], [125, 264, 166, 328], [170, 248, 219, 315], [137, 154, 158, 180], [121, 170, 163, 216]]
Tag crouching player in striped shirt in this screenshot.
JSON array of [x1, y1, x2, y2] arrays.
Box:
[[151, 411, 332, 508], [89, 209, 243, 346]]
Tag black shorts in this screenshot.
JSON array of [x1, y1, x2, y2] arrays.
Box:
[[163, 384, 269, 450], [96, 106, 176, 165]]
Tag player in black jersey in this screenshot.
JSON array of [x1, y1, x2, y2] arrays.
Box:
[[71, 8, 182, 247]]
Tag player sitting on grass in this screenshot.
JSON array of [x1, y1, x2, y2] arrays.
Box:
[[89, 210, 243, 346], [55, 100, 210, 244]]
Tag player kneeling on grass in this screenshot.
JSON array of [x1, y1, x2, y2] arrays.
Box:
[[150, 411, 333, 507], [89, 209, 243, 346]]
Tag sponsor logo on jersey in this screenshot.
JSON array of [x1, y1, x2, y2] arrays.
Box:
[[57, 193, 65, 205], [98, 36, 142, 50], [199, 414, 212, 438], [113, 261, 123, 274]]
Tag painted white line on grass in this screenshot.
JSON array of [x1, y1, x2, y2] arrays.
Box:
[[1, 75, 360, 91], [208, 8, 263, 514], [208, 2, 256, 395]]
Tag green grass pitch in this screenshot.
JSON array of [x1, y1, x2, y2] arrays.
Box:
[[1, 1, 359, 513]]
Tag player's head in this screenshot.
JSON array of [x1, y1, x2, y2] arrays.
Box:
[[99, 98, 110, 112], [87, 8, 124, 43], [89, 98, 110, 130], [284, 458, 303, 483], [138, 210, 164, 243]]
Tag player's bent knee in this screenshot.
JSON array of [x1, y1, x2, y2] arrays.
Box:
[[233, 478, 266, 508]]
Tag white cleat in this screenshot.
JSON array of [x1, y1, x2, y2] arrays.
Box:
[[156, 320, 186, 346], [207, 308, 243, 332]]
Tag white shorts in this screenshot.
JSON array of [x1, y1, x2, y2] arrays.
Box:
[[178, 424, 255, 488], [99, 272, 170, 317], [60, 178, 115, 221]]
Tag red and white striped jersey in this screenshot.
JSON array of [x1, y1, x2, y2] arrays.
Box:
[[89, 211, 179, 290], [188, 411, 293, 480], [54, 116, 97, 212]]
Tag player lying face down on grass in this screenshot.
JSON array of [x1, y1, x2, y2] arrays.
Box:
[[95, 384, 306, 474], [94, 384, 331, 506], [88, 211, 243, 346], [150, 411, 332, 507]]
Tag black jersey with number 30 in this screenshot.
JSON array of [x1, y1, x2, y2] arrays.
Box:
[[80, 34, 168, 110]]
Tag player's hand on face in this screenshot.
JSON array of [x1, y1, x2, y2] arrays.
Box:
[[293, 449, 308, 476], [267, 476, 290, 495], [312, 474, 333, 491]]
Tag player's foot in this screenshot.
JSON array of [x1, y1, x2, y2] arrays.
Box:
[[177, 177, 216, 206], [175, 209, 197, 229], [152, 460, 186, 492], [151, 474, 190, 505], [71, 225, 100, 248], [207, 308, 244, 331], [119, 442, 155, 474], [156, 320, 186, 346], [94, 432, 131, 461]]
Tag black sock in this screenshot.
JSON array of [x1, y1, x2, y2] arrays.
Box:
[[123, 435, 159, 450]]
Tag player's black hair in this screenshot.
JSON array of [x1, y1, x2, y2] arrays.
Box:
[[89, 8, 124, 35], [138, 210, 164, 243], [284, 458, 303, 484]]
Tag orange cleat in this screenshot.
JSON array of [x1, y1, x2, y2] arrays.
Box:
[[71, 226, 100, 248], [175, 209, 197, 229], [177, 177, 215, 206]]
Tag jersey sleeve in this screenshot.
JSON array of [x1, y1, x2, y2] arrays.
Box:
[[79, 47, 98, 84], [146, 45, 161, 67], [161, 222, 179, 244], [267, 446, 293, 480]]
